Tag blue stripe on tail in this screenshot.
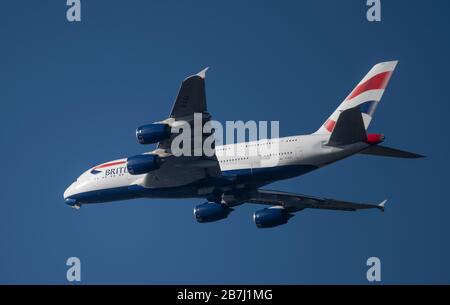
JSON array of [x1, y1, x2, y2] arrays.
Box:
[[359, 101, 378, 116]]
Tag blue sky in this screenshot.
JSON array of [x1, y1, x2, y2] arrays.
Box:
[[0, 0, 449, 284]]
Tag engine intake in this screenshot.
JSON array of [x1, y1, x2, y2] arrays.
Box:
[[136, 123, 171, 144], [253, 207, 293, 228], [126, 154, 161, 175], [194, 202, 233, 223]]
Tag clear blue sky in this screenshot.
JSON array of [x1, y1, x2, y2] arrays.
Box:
[[0, 0, 449, 284]]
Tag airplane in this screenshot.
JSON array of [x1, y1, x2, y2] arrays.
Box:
[[63, 61, 424, 228]]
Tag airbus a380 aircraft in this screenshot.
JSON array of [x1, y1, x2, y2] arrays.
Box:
[[64, 61, 423, 228]]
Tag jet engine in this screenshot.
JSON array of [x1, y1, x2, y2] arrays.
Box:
[[253, 207, 293, 228], [136, 123, 171, 144], [126, 154, 161, 175], [194, 202, 233, 223]]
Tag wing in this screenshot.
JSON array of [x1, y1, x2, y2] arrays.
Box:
[[155, 68, 221, 179], [247, 189, 386, 212], [158, 67, 210, 151], [169, 67, 208, 118]]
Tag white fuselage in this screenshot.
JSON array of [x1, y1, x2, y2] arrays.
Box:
[[63, 133, 369, 203]]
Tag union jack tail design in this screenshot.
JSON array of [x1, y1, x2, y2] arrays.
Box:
[[316, 61, 398, 134]]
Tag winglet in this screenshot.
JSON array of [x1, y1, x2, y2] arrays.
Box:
[[377, 200, 387, 212], [196, 67, 209, 79]]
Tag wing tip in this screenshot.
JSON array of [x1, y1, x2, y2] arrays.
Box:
[[377, 199, 388, 212], [196, 67, 209, 79], [414, 153, 426, 159], [182, 67, 209, 82]]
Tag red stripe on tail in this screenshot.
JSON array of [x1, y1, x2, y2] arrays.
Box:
[[324, 119, 336, 132], [346, 71, 392, 101]]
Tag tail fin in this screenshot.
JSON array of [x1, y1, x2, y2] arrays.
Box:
[[316, 61, 398, 134], [327, 106, 367, 146]]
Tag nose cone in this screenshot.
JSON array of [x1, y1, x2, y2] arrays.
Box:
[[64, 182, 76, 200], [63, 182, 80, 207]]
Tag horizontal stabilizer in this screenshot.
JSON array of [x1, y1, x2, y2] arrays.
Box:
[[359, 145, 425, 158]]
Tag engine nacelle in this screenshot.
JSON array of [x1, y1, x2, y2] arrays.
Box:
[[136, 123, 171, 144], [126, 154, 161, 175], [253, 207, 293, 228], [194, 202, 233, 223]]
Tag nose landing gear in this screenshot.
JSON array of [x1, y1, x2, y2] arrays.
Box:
[[65, 198, 81, 210]]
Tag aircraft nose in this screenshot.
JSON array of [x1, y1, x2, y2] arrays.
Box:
[[64, 181, 83, 209], [63, 182, 74, 199], [63, 182, 79, 207]]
